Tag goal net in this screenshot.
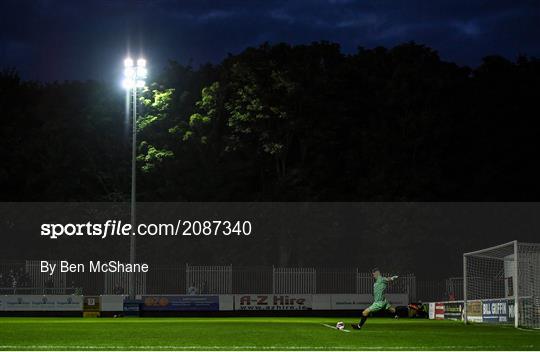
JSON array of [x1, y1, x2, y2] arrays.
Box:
[[463, 241, 540, 329]]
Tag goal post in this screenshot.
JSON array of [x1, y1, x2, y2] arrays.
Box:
[[516, 242, 540, 329], [513, 241, 519, 328], [463, 254, 467, 324], [463, 241, 540, 329]]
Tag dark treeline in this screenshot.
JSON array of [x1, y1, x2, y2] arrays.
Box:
[[2, 41, 540, 201]]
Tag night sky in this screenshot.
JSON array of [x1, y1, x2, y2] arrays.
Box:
[[1, 0, 539, 82]]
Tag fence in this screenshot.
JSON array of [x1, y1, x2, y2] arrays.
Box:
[[0, 261, 457, 302], [186, 264, 232, 294], [274, 267, 316, 294]]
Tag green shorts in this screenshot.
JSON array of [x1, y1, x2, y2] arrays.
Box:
[[368, 300, 392, 312]]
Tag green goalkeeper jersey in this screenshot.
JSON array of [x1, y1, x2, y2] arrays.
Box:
[[373, 276, 388, 302]]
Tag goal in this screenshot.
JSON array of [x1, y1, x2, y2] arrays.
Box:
[[463, 241, 540, 329]]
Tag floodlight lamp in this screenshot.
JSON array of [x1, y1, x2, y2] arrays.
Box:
[[122, 57, 147, 89], [136, 67, 148, 79], [123, 78, 136, 89], [124, 67, 136, 79]]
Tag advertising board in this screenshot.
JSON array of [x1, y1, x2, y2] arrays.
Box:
[[482, 299, 514, 324], [443, 302, 463, 320], [100, 295, 126, 312], [329, 294, 409, 310], [235, 294, 312, 310], [330, 294, 372, 310], [142, 295, 219, 311], [2, 295, 82, 311], [83, 296, 100, 312], [466, 301, 483, 322], [435, 302, 445, 320], [218, 295, 234, 311]]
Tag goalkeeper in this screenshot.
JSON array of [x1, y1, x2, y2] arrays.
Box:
[[352, 267, 398, 330]]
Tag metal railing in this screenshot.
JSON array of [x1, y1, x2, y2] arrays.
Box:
[[1, 261, 458, 302], [187, 264, 232, 294]]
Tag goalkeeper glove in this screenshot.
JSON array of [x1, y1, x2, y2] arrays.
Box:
[[390, 275, 399, 280]]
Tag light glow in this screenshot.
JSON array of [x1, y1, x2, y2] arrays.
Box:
[[122, 78, 135, 89], [122, 57, 147, 90], [124, 67, 135, 78], [136, 67, 147, 79]]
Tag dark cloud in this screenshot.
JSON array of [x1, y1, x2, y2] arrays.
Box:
[[1, 0, 539, 81]]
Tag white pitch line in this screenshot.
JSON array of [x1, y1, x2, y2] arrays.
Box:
[[0, 345, 536, 350], [321, 323, 350, 333], [516, 326, 540, 332]]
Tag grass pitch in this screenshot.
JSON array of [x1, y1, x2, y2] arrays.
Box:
[[0, 317, 538, 350]]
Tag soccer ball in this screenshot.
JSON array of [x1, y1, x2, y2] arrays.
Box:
[[336, 321, 345, 330]]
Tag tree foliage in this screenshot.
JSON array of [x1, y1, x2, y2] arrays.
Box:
[[2, 42, 540, 201]]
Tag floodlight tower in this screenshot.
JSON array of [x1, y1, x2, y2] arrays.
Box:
[[123, 57, 147, 299]]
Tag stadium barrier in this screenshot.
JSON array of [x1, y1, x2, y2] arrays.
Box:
[[137, 293, 409, 313], [428, 298, 516, 324], [0, 293, 409, 314], [232, 293, 409, 311], [2, 294, 522, 322]]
